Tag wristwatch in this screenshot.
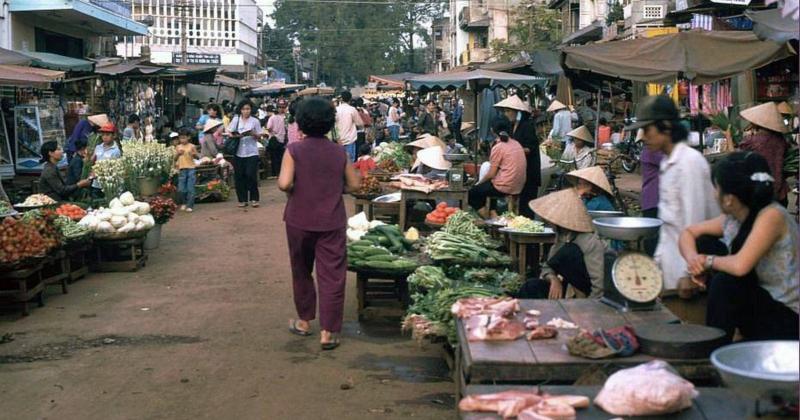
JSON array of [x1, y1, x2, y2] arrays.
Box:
[[704, 255, 715, 271]]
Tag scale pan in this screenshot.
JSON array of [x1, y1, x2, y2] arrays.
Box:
[[587, 210, 624, 220], [593, 217, 662, 241]]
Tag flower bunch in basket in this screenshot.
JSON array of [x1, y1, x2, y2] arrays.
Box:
[[147, 195, 177, 225], [158, 182, 177, 196], [121, 140, 176, 189]]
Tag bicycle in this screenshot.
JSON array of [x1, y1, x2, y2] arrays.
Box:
[[616, 131, 643, 173]]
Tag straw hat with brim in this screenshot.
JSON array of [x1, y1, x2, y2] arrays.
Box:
[[494, 95, 531, 113], [777, 101, 793, 115], [461, 121, 476, 132], [625, 95, 679, 131], [404, 135, 446, 151], [566, 166, 613, 196], [547, 100, 567, 112], [529, 189, 593, 233], [412, 146, 452, 171], [87, 114, 109, 127], [567, 125, 594, 144], [741, 102, 790, 134], [203, 119, 224, 133]]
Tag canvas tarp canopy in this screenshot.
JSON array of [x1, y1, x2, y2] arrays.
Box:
[[250, 82, 306, 95], [562, 30, 795, 84], [407, 68, 547, 92], [0, 48, 32, 66], [0, 65, 64, 89], [368, 73, 420, 89], [21, 51, 95, 72], [746, 9, 800, 43]]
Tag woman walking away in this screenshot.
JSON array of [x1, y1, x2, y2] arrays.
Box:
[[279, 96, 360, 350], [679, 152, 798, 342], [227, 99, 265, 208]]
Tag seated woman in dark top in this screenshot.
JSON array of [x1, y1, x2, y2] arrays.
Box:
[[66, 138, 88, 185], [38, 141, 91, 201], [566, 166, 616, 212]]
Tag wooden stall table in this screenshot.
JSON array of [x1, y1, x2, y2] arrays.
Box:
[[460, 385, 751, 419], [65, 241, 91, 283], [398, 188, 469, 231], [348, 266, 415, 321], [41, 250, 69, 295], [454, 299, 716, 398], [0, 262, 45, 316], [93, 236, 148, 272], [500, 228, 556, 277]]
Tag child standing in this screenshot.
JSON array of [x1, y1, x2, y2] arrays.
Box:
[[175, 128, 198, 212], [353, 143, 376, 177]]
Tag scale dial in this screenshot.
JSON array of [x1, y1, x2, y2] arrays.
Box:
[[611, 252, 663, 303]]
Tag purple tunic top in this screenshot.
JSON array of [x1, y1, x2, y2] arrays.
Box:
[[640, 148, 664, 211], [284, 136, 348, 232]]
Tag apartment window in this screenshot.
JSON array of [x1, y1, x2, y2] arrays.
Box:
[[435, 48, 443, 60], [643, 5, 664, 19], [434, 29, 442, 41]]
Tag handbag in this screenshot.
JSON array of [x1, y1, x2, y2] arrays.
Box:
[[223, 116, 240, 155]]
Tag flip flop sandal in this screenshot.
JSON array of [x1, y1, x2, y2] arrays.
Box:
[[320, 338, 340, 351], [288, 319, 312, 337]]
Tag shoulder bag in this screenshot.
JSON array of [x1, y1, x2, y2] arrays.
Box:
[[223, 116, 241, 155]]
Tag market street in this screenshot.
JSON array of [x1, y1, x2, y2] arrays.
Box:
[[0, 182, 453, 420]]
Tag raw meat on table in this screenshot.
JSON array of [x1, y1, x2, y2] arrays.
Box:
[[451, 297, 520, 319], [459, 390, 544, 418], [527, 326, 558, 340], [465, 315, 527, 341]]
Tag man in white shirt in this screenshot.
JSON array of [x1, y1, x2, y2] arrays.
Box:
[[335, 91, 363, 162], [547, 100, 577, 143], [627, 95, 719, 295]]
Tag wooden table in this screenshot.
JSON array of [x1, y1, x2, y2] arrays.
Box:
[[503, 230, 556, 277], [0, 262, 45, 316], [461, 385, 751, 419], [454, 299, 716, 398], [93, 237, 148, 272], [398, 188, 469, 231], [349, 266, 413, 321]]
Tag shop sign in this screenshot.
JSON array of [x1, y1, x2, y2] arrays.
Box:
[[172, 53, 221, 65]]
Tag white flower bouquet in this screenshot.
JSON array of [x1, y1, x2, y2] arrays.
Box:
[[120, 140, 176, 190], [93, 159, 127, 198]]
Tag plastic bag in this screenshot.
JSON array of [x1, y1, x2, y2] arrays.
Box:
[[594, 361, 698, 416]]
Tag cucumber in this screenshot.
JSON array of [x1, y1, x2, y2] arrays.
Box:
[[360, 247, 391, 257], [364, 261, 398, 269], [366, 254, 397, 262], [350, 240, 375, 247], [391, 259, 418, 269]]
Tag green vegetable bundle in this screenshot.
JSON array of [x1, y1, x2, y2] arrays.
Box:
[[53, 215, 92, 242], [426, 231, 511, 266], [347, 240, 418, 273], [407, 265, 452, 294], [404, 285, 502, 344], [442, 211, 498, 248], [357, 224, 414, 254]]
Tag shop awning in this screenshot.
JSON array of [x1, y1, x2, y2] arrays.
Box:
[[298, 86, 335, 96], [746, 8, 800, 42], [0, 65, 64, 89], [368, 73, 421, 89], [162, 67, 217, 83], [21, 51, 94, 72], [529, 50, 563, 76], [407, 68, 547, 92], [215, 74, 251, 89], [95, 61, 164, 76], [0, 48, 32, 66], [480, 60, 538, 75], [251, 82, 306, 95], [562, 30, 795, 84], [562, 21, 604, 45], [10, 0, 147, 36]]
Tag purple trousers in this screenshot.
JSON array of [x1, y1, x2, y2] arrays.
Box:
[[285, 224, 347, 333]]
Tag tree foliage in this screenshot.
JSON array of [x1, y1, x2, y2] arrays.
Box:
[[270, 0, 445, 87], [490, 1, 561, 62]]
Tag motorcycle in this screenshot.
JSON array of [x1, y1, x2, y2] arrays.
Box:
[[618, 118, 644, 173]]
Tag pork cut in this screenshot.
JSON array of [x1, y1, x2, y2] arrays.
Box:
[[518, 400, 576, 420], [527, 326, 558, 340], [451, 297, 520, 319], [458, 390, 543, 418], [465, 315, 527, 341]]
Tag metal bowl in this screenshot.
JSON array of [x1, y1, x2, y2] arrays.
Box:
[[711, 340, 799, 401], [444, 153, 469, 163], [372, 192, 401, 203], [587, 210, 625, 220], [592, 217, 662, 241]]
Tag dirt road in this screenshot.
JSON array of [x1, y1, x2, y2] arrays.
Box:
[[0, 182, 453, 419]]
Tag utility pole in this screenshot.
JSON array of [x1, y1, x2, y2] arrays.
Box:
[[179, 0, 188, 66]]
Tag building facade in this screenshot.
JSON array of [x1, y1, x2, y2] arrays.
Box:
[[1, 0, 147, 57], [430, 17, 451, 73], [448, 0, 519, 67], [118, 0, 263, 70]]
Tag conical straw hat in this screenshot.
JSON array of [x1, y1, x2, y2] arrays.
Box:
[[494, 95, 531, 113], [203, 119, 223, 133], [547, 100, 567, 112], [405, 134, 446, 151], [529, 189, 593, 233], [87, 114, 109, 127], [777, 101, 793, 115], [412, 146, 452, 171], [567, 125, 594, 144], [566, 166, 613, 196], [740, 102, 790, 133]]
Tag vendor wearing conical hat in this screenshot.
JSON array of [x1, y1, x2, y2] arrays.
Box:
[[411, 145, 451, 180], [560, 125, 595, 169], [546, 100, 577, 144], [517, 189, 606, 300], [739, 102, 790, 204], [404, 134, 446, 161], [566, 166, 616, 212], [495, 94, 541, 219], [66, 113, 109, 162]]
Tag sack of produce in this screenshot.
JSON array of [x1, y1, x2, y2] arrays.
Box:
[[594, 360, 698, 416]]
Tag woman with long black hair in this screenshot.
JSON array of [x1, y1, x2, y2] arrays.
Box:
[[226, 98, 266, 207], [679, 152, 798, 342]]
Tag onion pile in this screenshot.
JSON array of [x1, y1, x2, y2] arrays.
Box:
[[78, 192, 155, 234]]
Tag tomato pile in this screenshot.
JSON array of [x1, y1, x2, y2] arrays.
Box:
[[0, 215, 57, 264], [56, 204, 87, 221], [425, 202, 459, 225]]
